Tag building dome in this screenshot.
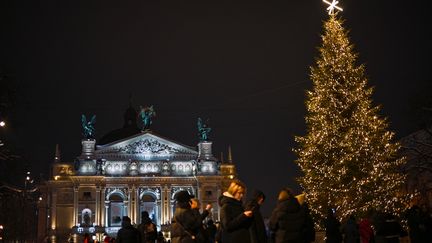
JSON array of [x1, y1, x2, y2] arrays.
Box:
[[98, 104, 140, 145]]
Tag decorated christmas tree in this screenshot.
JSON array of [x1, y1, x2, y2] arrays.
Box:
[[294, 2, 410, 222]]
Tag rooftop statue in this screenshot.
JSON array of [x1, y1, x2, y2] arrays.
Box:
[[81, 114, 96, 139], [197, 117, 211, 141], [139, 105, 156, 130]]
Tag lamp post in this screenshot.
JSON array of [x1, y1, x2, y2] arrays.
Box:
[[0, 120, 5, 147], [0, 224, 4, 243]]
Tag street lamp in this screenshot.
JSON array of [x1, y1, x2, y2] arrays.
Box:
[[0, 224, 4, 242], [0, 120, 5, 147]]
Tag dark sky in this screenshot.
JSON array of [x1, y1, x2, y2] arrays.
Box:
[[1, 0, 431, 215]]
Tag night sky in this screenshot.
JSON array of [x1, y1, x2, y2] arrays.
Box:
[[1, 0, 431, 215]]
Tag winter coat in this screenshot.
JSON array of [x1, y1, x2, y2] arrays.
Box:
[[359, 218, 374, 243], [245, 199, 268, 243], [406, 207, 430, 243], [220, 194, 253, 243], [376, 214, 403, 243], [269, 197, 307, 243], [205, 221, 217, 243], [303, 204, 316, 243], [191, 208, 210, 243], [117, 221, 141, 243], [325, 215, 342, 243], [171, 206, 202, 243], [342, 218, 360, 243], [138, 217, 157, 243]]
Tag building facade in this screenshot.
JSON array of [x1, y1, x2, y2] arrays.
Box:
[[37, 110, 236, 243]]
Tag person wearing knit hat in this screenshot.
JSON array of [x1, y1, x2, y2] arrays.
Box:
[[175, 190, 195, 205], [171, 190, 201, 242]]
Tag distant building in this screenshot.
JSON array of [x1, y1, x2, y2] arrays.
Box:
[[37, 106, 237, 243]]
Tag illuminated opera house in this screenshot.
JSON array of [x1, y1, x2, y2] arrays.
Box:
[[36, 105, 236, 242]]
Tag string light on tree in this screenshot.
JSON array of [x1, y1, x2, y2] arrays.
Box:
[[294, 1, 411, 224], [323, 0, 343, 15]]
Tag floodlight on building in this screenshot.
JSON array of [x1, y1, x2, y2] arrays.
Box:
[[0, 121, 5, 127]]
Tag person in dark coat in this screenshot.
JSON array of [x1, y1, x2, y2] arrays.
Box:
[[324, 208, 342, 243], [190, 198, 212, 243], [269, 187, 307, 243], [220, 180, 254, 243], [117, 216, 141, 243], [245, 190, 268, 243], [375, 213, 403, 243], [205, 219, 217, 243], [342, 215, 360, 243], [302, 203, 315, 243], [138, 211, 157, 243], [171, 190, 202, 243]]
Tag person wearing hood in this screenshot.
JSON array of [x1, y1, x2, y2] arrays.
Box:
[[220, 179, 254, 243], [117, 216, 141, 243], [138, 211, 157, 243], [269, 187, 307, 243], [245, 190, 268, 243], [171, 190, 202, 243]]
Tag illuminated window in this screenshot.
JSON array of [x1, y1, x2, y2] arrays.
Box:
[[109, 194, 125, 227]]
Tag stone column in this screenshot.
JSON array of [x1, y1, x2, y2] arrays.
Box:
[[73, 187, 79, 226], [160, 186, 166, 225], [126, 188, 131, 218], [101, 188, 106, 226], [130, 186, 135, 224], [166, 186, 172, 224], [135, 187, 140, 224], [95, 187, 100, 225], [104, 201, 110, 227]]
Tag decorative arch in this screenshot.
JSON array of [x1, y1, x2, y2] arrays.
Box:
[[105, 188, 127, 201], [139, 190, 158, 200], [81, 208, 92, 226]]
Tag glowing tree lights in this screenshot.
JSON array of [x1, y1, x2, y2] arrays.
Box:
[[294, 11, 411, 222]]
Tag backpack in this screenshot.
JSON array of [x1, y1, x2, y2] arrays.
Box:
[[139, 222, 157, 242]]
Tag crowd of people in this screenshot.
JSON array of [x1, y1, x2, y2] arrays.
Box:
[[89, 179, 432, 243]]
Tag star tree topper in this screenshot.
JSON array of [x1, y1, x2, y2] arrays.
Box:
[[323, 0, 343, 15]]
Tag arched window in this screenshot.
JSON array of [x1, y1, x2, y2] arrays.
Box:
[[109, 193, 125, 227], [140, 194, 157, 225]]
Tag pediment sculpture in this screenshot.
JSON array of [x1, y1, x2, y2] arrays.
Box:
[[118, 138, 180, 154]]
